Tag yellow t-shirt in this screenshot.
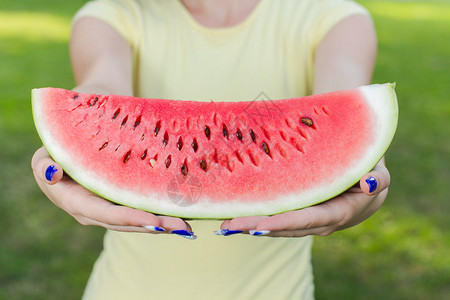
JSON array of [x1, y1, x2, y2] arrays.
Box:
[[73, 1, 368, 299]]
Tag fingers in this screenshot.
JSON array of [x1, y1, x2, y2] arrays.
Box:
[[76, 208, 190, 233], [219, 173, 390, 238], [360, 162, 390, 196], [71, 200, 192, 234], [221, 216, 268, 231], [31, 146, 63, 184], [76, 196, 159, 228], [219, 198, 352, 236], [254, 202, 348, 236], [54, 184, 191, 233], [58, 190, 192, 234], [31, 144, 391, 238], [218, 210, 335, 238], [31, 146, 192, 235]]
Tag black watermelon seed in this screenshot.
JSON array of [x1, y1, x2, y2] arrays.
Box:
[[163, 132, 169, 146], [223, 124, 228, 139], [141, 149, 147, 160], [250, 129, 256, 142], [73, 94, 79, 100], [301, 117, 313, 127], [200, 159, 207, 171], [262, 142, 270, 155], [154, 121, 161, 136], [134, 115, 142, 128], [181, 164, 188, 176], [89, 97, 99, 106], [204, 125, 211, 138], [192, 139, 198, 152], [121, 115, 128, 127], [177, 137, 183, 150], [123, 150, 132, 163], [112, 108, 121, 119], [165, 155, 171, 168], [236, 128, 243, 141], [99, 141, 108, 151]]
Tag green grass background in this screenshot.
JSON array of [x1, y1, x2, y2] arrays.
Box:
[[0, 0, 448, 299]]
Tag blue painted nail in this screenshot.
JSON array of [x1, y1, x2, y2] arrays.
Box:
[[214, 229, 243, 236], [143, 225, 165, 232], [171, 230, 197, 240], [365, 176, 378, 193], [45, 165, 58, 182], [249, 230, 271, 236]]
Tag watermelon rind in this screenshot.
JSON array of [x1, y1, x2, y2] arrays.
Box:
[[32, 83, 398, 219]]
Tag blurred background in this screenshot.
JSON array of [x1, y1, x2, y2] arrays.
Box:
[[0, 0, 448, 299]]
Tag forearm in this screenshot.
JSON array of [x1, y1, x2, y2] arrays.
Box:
[[72, 82, 131, 96], [70, 17, 133, 96]]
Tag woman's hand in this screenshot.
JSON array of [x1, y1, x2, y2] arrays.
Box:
[[219, 160, 390, 237], [31, 147, 194, 236], [215, 13, 387, 238], [28, 17, 199, 239]]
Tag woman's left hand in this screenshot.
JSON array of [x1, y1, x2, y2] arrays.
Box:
[[219, 160, 390, 237], [218, 13, 384, 238]]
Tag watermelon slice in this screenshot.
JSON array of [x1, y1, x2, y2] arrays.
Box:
[[32, 84, 398, 219]]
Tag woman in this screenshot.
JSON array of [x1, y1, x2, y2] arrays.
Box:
[[32, 0, 390, 298]]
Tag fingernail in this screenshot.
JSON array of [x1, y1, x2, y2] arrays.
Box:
[[249, 230, 271, 236], [143, 225, 165, 232], [214, 229, 243, 236], [171, 230, 197, 240], [365, 176, 378, 193], [45, 165, 58, 182]]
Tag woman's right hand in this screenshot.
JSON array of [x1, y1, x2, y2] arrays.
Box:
[[31, 146, 194, 236]]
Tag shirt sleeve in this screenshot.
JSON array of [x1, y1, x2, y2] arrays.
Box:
[[308, 0, 370, 51], [290, 0, 371, 94], [72, 0, 141, 48]]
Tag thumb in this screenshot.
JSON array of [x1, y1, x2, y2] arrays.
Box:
[[360, 162, 390, 196], [31, 146, 64, 185]]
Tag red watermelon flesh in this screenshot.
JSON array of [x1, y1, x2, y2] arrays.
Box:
[[32, 84, 398, 218]]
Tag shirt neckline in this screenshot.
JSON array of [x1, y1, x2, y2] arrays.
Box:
[[173, 0, 266, 34]]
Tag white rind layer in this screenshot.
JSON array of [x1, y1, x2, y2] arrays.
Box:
[[32, 84, 398, 219]]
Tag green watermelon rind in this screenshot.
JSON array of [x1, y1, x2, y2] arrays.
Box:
[[32, 83, 398, 219]]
